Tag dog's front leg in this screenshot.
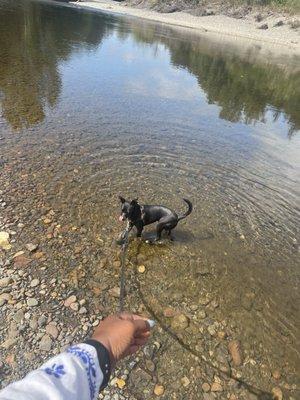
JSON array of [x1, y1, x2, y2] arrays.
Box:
[[135, 220, 144, 237]]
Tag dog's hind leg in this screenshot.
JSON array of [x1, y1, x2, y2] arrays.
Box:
[[155, 217, 177, 241], [155, 222, 165, 241]]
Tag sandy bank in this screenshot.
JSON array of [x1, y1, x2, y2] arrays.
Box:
[[64, 0, 300, 56]]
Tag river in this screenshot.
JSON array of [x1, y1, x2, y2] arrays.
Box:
[[0, 0, 299, 398]]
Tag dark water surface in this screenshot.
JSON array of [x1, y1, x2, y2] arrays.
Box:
[[0, 0, 299, 396]]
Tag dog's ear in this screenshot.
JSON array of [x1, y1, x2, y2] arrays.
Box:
[[119, 196, 126, 204], [130, 198, 138, 205]]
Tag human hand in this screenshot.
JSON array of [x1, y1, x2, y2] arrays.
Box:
[[91, 313, 151, 365]]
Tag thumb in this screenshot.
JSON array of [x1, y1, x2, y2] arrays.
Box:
[[133, 318, 150, 335]]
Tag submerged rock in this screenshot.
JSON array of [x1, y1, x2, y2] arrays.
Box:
[[271, 387, 283, 400], [64, 295, 77, 307], [27, 298, 38, 307], [154, 384, 164, 396], [109, 287, 120, 298], [272, 370, 281, 380], [46, 323, 59, 339], [0, 277, 13, 287], [202, 382, 210, 392], [228, 340, 243, 366], [26, 243, 38, 252], [40, 334, 52, 351], [171, 314, 189, 330], [14, 255, 32, 268], [0, 231, 11, 250], [211, 382, 223, 392], [181, 376, 190, 387], [163, 307, 176, 318]]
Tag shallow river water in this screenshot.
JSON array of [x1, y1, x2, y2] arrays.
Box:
[[0, 0, 299, 398]]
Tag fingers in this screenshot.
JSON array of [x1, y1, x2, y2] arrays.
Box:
[[133, 318, 150, 334], [132, 336, 149, 346], [118, 312, 150, 334]]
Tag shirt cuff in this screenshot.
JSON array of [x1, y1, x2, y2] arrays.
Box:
[[84, 339, 112, 390]]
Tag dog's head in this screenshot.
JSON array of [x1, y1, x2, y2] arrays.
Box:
[[118, 196, 141, 222]]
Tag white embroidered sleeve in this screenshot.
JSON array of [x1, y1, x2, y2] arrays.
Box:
[[0, 344, 103, 400]]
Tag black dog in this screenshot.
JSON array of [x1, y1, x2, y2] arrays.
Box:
[[118, 196, 193, 241]]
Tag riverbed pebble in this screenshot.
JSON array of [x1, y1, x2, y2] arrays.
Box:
[[0, 231, 11, 250], [39, 334, 52, 351], [46, 323, 59, 339], [271, 387, 283, 400], [138, 265, 146, 273], [171, 314, 189, 330], [26, 243, 38, 252], [163, 307, 176, 317], [64, 295, 77, 307], [30, 279, 40, 288], [202, 383, 210, 392], [0, 277, 13, 287], [228, 340, 243, 366], [27, 298, 38, 307], [181, 376, 190, 387], [272, 370, 281, 380], [210, 382, 223, 392], [154, 384, 164, 396]]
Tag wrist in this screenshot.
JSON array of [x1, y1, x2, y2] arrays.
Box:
[[91, 334, 115, 365], [84, 339, 112, 391]]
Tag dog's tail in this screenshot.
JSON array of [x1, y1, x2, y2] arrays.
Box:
[[178, 198, 193, 221]]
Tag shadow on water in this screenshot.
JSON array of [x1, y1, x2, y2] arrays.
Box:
[[0, 0, 299, 136]]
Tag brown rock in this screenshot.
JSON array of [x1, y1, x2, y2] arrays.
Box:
[[272, 370, 281, 380], [202, 383, 210, 392], [271, 387, 283, 400], [92, 287, 102, 296], [1, 338, 17, 350], [163, 307, 176, 318], [138, 265, 146, 273], [64, 295, 77, 307], [5, 353, 16, 367], [69, 302, 79, 311], [74, 246, 83, 254], [0, 293, 12, 302], [46, 324, 59, 339], [34, 251, 46, 260], [39, 334, 52, 351], [99, 258, 108, 268], [14, 255, 32, 268], [113, 260, 121, 268], [217, 331, 227, 340], [109, 287, 120, 298], [211, 382, 223, 392], [0, 277, 13, 287], [228, 340, 243, 366], [145, 359, 155, 372], [0, 231, 11, 250], [181, 376, 190, 387], [171, 314, 189, 330], [154, 384, 164, 396], [26, 243, 38, 252]]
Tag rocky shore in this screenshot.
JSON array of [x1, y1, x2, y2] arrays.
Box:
[[0, 208, 297, 399]]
